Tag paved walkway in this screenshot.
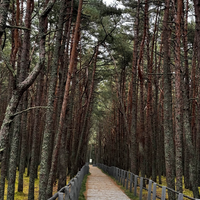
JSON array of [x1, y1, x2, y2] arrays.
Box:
[[85, 165, 131, 200]]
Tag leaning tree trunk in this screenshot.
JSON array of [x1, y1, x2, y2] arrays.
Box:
[[0, 0, 56, 158], [57, 0, 73, 190], [3, 1, 55, 200], [45, 0, 83, 198], [38, 0, 67, 199], [74, 45, 98, 171]]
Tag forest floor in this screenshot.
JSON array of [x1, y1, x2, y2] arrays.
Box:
[[85, 165, 132, 200], [3, 169, 58, 200], [140, 176, 199, 199], [2, 167, 199, 199]]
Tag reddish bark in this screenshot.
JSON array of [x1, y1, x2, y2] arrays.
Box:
[[162, 0, 175, 199], [174, 0, 183, 193], [75, 45, 99, 169], [45, 0, 83, 197]]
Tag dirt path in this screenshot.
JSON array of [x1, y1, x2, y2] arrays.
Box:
[[85, 165, 131, 200]]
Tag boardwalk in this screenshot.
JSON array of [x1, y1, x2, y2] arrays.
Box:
[[86, 165, 131, 200]]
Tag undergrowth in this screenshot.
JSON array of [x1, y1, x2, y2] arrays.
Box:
[[2, 167, 89, 200], [78, 172, 91, 200], [114, 179, 139, 200], [3, 169, 58, 200]]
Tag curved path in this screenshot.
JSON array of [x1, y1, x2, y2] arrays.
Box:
[[85, 165, 131, 200]]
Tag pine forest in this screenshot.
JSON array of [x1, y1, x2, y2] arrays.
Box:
[[0, 0, 200, 199]]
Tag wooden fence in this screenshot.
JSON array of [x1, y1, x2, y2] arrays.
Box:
[[48, 163, 89, 200], [97, 163, 200, 200]]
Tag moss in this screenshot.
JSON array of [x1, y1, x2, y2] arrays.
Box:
[[78, 172, 91, 200], [14, 191, 27, 200], [3, 167, 58, 199], [115, 180, 139, 200]]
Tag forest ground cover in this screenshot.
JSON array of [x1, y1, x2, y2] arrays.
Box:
[[2, 168, 58, 200], [2, 168, 90, 200], [79, 172, 91, 200], [137, 176, 200, 199], [98, 166, 200, 200]]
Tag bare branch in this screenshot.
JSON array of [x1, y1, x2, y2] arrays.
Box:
[[13, 106, 50, 117], [5, 25, 31, 31]]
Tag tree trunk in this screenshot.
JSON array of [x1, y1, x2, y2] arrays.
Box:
[[130, 0, 140, 174], [0, 0, 11, 39], [0, 144, 8, 200], [147, 7, 158, 181], [183, 0, 191, 190], [163, 0, 175, 199], [7, 115, 20, 200], [57, 0, 73, 190], [28, 76, 44, 200], [45, 0, 83, 197], [174, 0, 183, 193], [75, 45, 98, 170], [0, 0, 56, 156], [17, 0, 33, 192], [186, 0, 200, 197]]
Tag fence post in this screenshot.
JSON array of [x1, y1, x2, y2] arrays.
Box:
[[139, 177, 143, 200], [147, 180, 152, 200], [120, 170, 123, 184], [134, 175, 138, 196], [69, 181, 74, 200], [58, 192, 63, 200], [178, 193, 183, 200], [126, 172, 129, 190], [123, 170, 125, 187], [130, 173, 133, 193], [152, 183, 157, 200], [118, 168, 120, 182], [58, 192, 64, 200], [161, 186, 166, 200], [73, 177, 78, 200], [64, 186, 70, 199]]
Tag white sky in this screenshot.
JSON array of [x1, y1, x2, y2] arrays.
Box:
[[103, 0, 124, 8], [103, 0, 115, 6]]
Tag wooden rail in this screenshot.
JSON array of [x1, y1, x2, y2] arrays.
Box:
[[97, 163, 199, 200], [48, 163, 89, 200]]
